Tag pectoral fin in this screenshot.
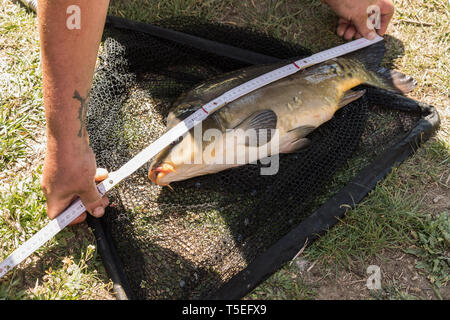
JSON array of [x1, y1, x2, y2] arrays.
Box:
[[283, 138, 311, 153], [281, 124, 316, 153], [338, 89, 366, 109], [287, 125, 316, 137], [234, 109, 277, 146]]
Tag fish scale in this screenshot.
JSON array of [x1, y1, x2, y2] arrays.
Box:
[[150, 37, 408, 185]]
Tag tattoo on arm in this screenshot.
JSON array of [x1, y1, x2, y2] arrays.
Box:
[[73, 90, 90, 138]]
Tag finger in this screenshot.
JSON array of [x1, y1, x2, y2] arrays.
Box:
[[78, 182, 104, 215], [79, 181, 110, 218], [337, 18, 350, 37], [377, 1, 394, 35], [89, 196, 110, 218], [95, 167, 109, 182], [338, 17, 350, 25], [46, 195, 87, 225], [67, 194, 87, 225], [354, 32, 363, 39], [95, 168, 110, 215], [337, 23, 349, 38], [102, 196, 109, 208], [77, 168, 110, 219], [91, 206, 105, 218], [45, 193, 77, 220], [69, 212, 87, 226], [378, 13, 393, 36], [344, 25, 357, 41], [352, 15, 377, 40]]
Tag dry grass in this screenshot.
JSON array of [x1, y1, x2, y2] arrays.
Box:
[[389, 0, 449, 140]]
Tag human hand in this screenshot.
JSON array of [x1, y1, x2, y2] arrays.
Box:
[[41, 139, 109, 225], [323, 0, 394, 40]]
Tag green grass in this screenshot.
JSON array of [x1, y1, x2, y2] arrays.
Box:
[[0, 0, 114, 300], [0, 165, 114, 299], [0, 0, 42, 171], [0, 0, 448, 300], [109, 0, 234, 22], [30, 244, 112, 300], [0, 103, 30, 170], [247, 262, 318, 300], [249, 139, 448, 300], [305, 141, 449, 273]]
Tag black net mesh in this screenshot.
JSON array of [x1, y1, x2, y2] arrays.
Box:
[[86, 17, 420, 299]]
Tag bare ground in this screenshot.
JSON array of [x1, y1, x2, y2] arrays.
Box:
[[294, 249, 449, 300]]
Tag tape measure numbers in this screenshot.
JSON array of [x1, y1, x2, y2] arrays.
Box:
[[0, 35, 384, 279]]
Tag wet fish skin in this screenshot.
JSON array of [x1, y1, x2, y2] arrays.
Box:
[[149, 42, 416, 186]]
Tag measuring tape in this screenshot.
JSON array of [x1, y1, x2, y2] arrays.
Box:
[[0, 35, 383, 279]]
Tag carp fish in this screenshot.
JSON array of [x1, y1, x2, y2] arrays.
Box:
[[148, 41, 416, 186]]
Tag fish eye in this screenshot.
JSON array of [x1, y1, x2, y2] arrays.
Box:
[[151, 161, 161, 170]]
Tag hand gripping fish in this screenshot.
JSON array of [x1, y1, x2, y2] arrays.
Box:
[[149, 41, 416, 186]]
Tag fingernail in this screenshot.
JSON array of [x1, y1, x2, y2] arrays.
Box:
[[96, 168, 108, 176], [93, 207, 104, 217], [367, 31, 376, 40], [95, 168, 109, 182]]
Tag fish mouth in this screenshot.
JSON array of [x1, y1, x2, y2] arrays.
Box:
[[148, 162, 176, 186]]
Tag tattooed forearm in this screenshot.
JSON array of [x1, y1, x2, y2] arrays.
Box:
[[73, 90, 90, 137]]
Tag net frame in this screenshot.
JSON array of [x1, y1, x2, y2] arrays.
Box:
[[86, 15, 440, 300]]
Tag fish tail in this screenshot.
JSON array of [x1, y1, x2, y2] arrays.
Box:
[[364, 67, 417, 94], [345, 41, 417, 94], [372, 67, 417, 94]]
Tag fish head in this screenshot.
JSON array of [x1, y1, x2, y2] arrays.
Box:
[[148, 159, 177, 186], [148, 123, 239, 186], [148, 130, 209, 186], [148, 132, 195, 186]]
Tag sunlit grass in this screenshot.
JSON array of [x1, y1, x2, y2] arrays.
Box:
[[0, 0, 114, 300]]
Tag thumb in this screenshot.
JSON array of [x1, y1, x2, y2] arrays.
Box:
[[79, 179, 107, 218], [95, 167, 109, 182], [72, 168, 109, 224], [80, 181, 104, 216], [352, 13, 377, 40]]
